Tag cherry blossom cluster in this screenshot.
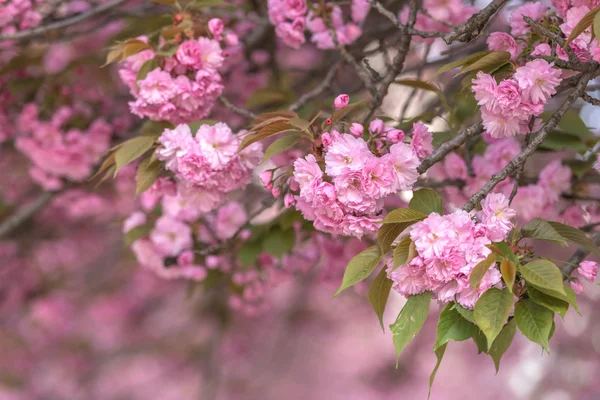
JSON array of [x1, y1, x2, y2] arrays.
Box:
[[14, 103, 115, 190], [118, 36, 225, 124], [282, 121, 430, 238], [513, 2, 600, 63], [156, 122, 263, 211], [267, 0, 369, 49], [429, 136, 590, 226], [471, 59, 562, 139], [388, 193, 516, 309]]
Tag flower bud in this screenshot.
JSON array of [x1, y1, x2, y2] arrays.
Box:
[[334, 94, 349, 109], [369, 118, 385, 134], [349, 123, 364, 137]]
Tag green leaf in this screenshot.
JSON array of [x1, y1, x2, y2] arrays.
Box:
[[529, 284, 580, 315], [494, 241, 519, 267], [141, 120, 174, 137], [460, 51, 511, 75], [514, 299, 554, 352], [500, 259, 517, 293], [435, 305, 479, 350], [262, 229, 295, 258], [539, 131, 588, 153], [557, 110, 594, 140], [238, 241, 262, 266], [378, 208, 426, 253], [390, 292, 431, 362], [520, 260, 566, 295], [123, 225, 150, 247], [114, 136, 155, 176], [472, 329, 488, 354], [368, 268, 394, 331], [428, 343, 447, 400], [262, 133, 302, 163], [548, 221, 600, 256], [136, 59, 158, 83], [409, 189, 444, 215], [136, 157, 162, 195], [289, 117, 311, 131], [488, 318, 516, 373], [564, 158, 596, 179], [331, 101, 364, 124], [469, 253, 497, 289], [521, 218, 568, 246], [453, 304, 475, 323], [188, 120, 218, 132], [436, 51, 490, 75], [595, 9, 600, 42], [527, 286, 569, 318], [393, 237, 414, 270], [474, 288, 514, 350], [334, 246, 382, 296], [566, 5, 600, 45]]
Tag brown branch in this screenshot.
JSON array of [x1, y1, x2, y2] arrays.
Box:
[[362, 0, 419, 123], [0, 0, 128, 42], [462, 72, 594, 212], [581, 92, 600, 107], [0, 191, 57, 239], [417, 122, 484, 174], [562, 232, 600, 275], [443, 0, 509, 44], [288, 62, 342, 111], [218, 96, 257, 120]]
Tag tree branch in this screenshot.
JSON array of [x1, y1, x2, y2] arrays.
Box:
[[417, 122, 484, 174], [288, 62, 342, 112], [218, 96, 257, 120], [562, 232, 600, 275], [0, 191, 57, 239], [0, 0, 128, 42], [443, 0, 509, 44]]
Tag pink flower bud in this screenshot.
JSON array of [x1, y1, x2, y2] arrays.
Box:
[[386, 129, 405, 143], [271, 186, 281, 198], [284, 193, 296, 208], [321, 131, 333, 148], [224, 33, 239, 46], [570, 278, 584, 294], [369, 118, 385, 134], [349, 123, 364, 137], [334, 94, 349, 109], [578, 261, 598, 283], [259, 170, 273, 188], [205, 256, 221, 269], [208, 18, 224, 39], [239, 229, 252, 241], [325, 118, 332, 125]]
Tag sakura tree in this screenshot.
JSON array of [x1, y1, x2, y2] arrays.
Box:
[[2, 0, 600, 398]]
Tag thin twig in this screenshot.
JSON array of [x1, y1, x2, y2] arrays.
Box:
[[417, 122, 484, 174], [562, 232, 600, 275], [0, 191, 57, 239], [218, 96, 257, 120], [288, 62, 342, 111], [363, 0, 419, 123], [443, 0, 509, 44], [0, 0, 128, 42]]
